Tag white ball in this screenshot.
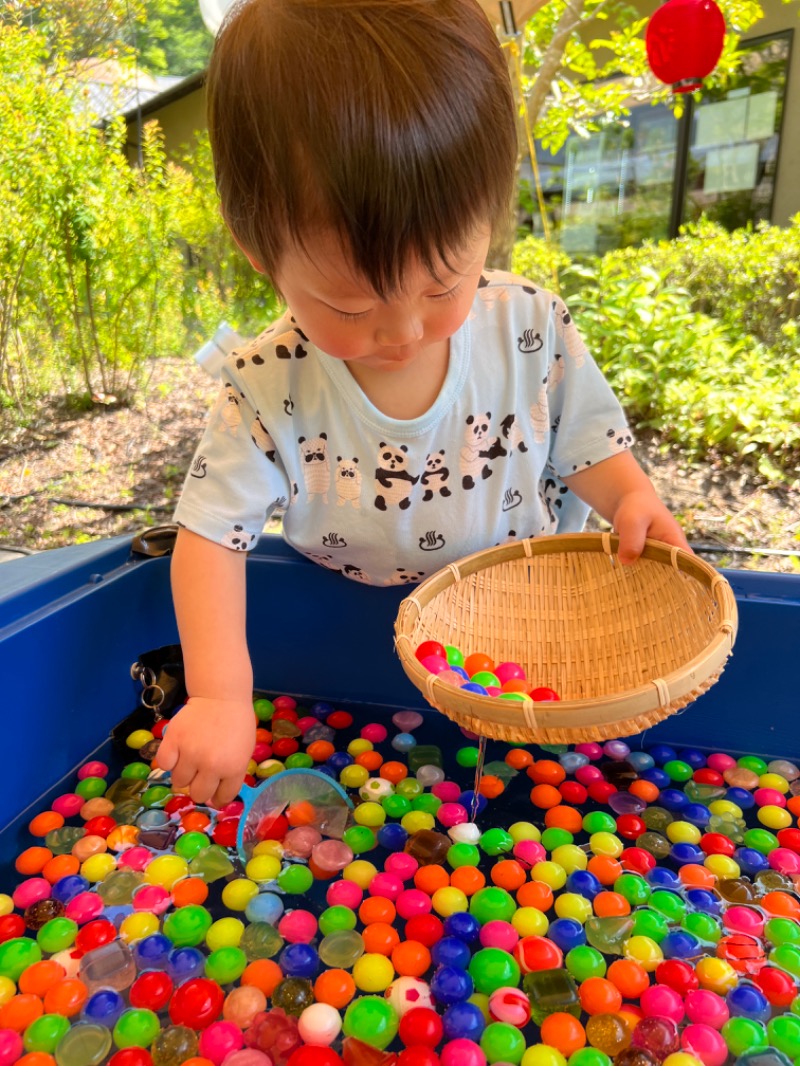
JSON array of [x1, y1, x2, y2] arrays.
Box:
[[297, 1002, 342, 1046], [416, 765, 446, 787], [359, 777, 394, 801], [449, 822, 481, 844], [385, 975, 433, 1016], [51, 949, 81, 979]]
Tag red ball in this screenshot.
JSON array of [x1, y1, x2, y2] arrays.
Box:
[[272, 738, 300, 758], [399, 1007, 444, 1048], [75, 919, 117, 953], [415, 641, 447, 663], [514, 935, 563, 973], [693, 769, 724, 786], [151, 720, 168, 739], [130, 969, 174, 1012], [169, 976, 225, 1028], [777, 829, 800, 854], [212, 818, 240, 847], [0, 914, 26, 942], [164, 795, 194, 816], [289, 1049, 344, 1066], [753, 966, 797, 1006], [530, 687, 560, 701], [108, 1049, 154, 1066], [83, 816, 116, 838], [272, 708, 299, 723], [404, 914, 444, 947], [327, 711, 354, 730], [587, 781, 617, 804], [398, 1049, 441, 1066], [254, 813, 289, 842], [620, 848, 656, 875], [559, 782, 588, 805], [615, 815, 646, 840], [699, 833, 736, 857], [656, 959, 700, 996]]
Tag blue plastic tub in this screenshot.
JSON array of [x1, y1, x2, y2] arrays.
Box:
[[1, 533, 799, 865]]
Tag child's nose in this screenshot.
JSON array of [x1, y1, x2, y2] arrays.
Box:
[[375, 310, 423, 348]]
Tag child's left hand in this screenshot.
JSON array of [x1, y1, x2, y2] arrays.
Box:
[[613, 489, 691, 565]]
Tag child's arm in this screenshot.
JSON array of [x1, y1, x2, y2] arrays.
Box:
[[563, 450, 690, 564], [156, 527, 256, 808]]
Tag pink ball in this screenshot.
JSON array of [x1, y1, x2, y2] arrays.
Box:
[[754, 788, 786, 808], [252, 742, 272, 763], [485, 687, 503, 697], [273, 695, 297, 712], [199, 1020, 245, 1064], [684, 990, 729, 1029], [513, 840, 546, 867], [479, 921, 519, 952], [284, 827, 322, 859], [495, 662, 526, 685], [369, 873, 403, 900], [0, 1029, 24, 1066], [119, 846, 151, 871], [575, 765, 604, 786], [132, 884, 171, 914], [575, 742, 604, 761], [396, 890, 433, 920], [65, 891, 104, 924], [459, 727, 480, 740], [278, 909, 318, 943], [440, 1040, 486, 1066], [640, 983, 685, 1023], [12, 878, 51, 909], [361, 723, 388, 743], [421, 656, 449, 675], [488, 986, 531, 1027], [723, 906, 764, 936], [385, 854, 419, 881], [432, 782, 462, 803], [438, 804, 469, 829], [681, 1024, 728, 1066], [78, 761, 109, 780], [707, 753, 737, 773], [224, 985, 267, 1029], [296, 716, 318, 734], [769, 848, 800, 875], [219, 800, 244, 818], [51, 793, 85, 818], [326, 880, 363, 909], [439, 670, 467, 688], [225, 1049, 274, 1065]]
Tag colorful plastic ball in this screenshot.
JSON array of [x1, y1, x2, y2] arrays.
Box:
[[480, 1021, 526, 1064], [386, 976, 433, 1017], [431, 966, 474, 1006], [640, 984, 685, 1023], [442, 1001, 486, 1042], [766, 1014, 800, 1059], [342, 996, 399, 1049], [279, 943, 320, 981], [169, 978, 225, 1030], [520, 1046, 567, 1066], [488, 987, 531, 1028], [721, 1017, 768, 1056], [540, 1014, 587, 1058], [565, 946, 606, 982], [468, 949, 520, 997], [725, 983, 769, 1021], [400, 1006, 445, 1047], [514, 936, 563, 974]]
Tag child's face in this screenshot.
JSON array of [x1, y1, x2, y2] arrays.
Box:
[[272, 228, 491, 372]]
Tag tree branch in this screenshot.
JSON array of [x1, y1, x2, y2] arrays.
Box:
[[526, 0, 588, 127]]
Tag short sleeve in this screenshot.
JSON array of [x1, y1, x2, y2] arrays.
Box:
[[545, 296, 633, 478], [173, 363, 291, 551]]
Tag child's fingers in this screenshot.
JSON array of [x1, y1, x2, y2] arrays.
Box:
[[213, 776, 244, 810], [616, 512, 649, 565], [170, 757, 198, 792], [154, 732, 178, 771], [189, 771, 221, 806]]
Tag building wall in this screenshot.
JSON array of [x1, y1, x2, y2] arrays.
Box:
[[126, 85, 206, 164]]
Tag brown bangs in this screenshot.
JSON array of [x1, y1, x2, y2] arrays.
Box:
[[208, 0, 517, 297]]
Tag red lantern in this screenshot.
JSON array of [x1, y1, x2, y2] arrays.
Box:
[[645, 0, 726, 94]]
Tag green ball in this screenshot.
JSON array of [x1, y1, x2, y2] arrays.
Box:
[[770, 944, 800, 977], [738, 755, 768, 775], [278, 863, 315, 894], [481, 1021, 526, 1064], [343, 826, 376, 854], [469, 887, 517, 925], [583, 811, 616, 834], [630, 908, 669, 943], [253, 698, 275, 721], [565, 945, 607, 980], [174, 830, 211, 860], [457, 747, 481, 768], [112, 1008, 161, 1049], [382, 795, 411, 818], [319, 906, 358, 936], [343, 995, 399, 1049], [541, 828, 574, 852], [205, 945, 247, 984], [285, 753, 314, 769], [721, 1017, 768, 1056], [0, 937, 42, 982], [448, 843, 481, 869], [682, 911, 721, 943], [468, 946, 521, 995], [766, 917, 800, 946], [23, 1013, 70, 1053], [36, 917, 78, 954], [412, 794, 441, 815], [569, 1051, 612, 1066], [540, 744, 568, 754], [141, 784, 172, 808], [121, 761, 151, 780], [663, 760, 693, 782], [649, 890, 686, 922], [614, 873, 651, 906], [479, 828, 513, 856], [395, 778, 422, 798], [743, 828, 779, 854], [471, 671, 501, 689], [163, 904, 213, 947], [767, 1014, 800, 1059], [445, 645, 465, 667], [75, 776, 107, 799]]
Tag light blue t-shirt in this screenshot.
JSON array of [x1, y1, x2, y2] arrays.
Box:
[[174, 270, 633, 585]]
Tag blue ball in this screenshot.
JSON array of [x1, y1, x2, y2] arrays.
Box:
[[647, 744, 678, 765], [461, 683, 488, 696], [641, 768, 671, 789], [82, 988, 125, 1026], [315, 764, 337, 780], [444, 912, 481, 942], [627, 751, 655, 772], [167, 946, 206, 985], [734, 847, 770, 876], [432, 936, 472, 970], [726, 786, 756, 810], [685, 888, 723, 915], [451, 666, 470, 681], [133, 933, 172, 971], [566, 870, 602, 900], [661, 930, 701, 958], [682, 803, 711, 827], [51, 874, 90, 904], [659, 788, 689, 811], [645, 867, 682, 890], [378, 823, 408, 851], [246, 891, 284, 925], [392, 732, 417, 753], [442, 1000, 486, 1041], [670, 842, 705, 865], [430, 965, 474, 1006], [726, 982, 771, 1021], [547, 918, 586, 953], [279, 942, 320, 979], [678, 748, 707, 769], [559, 753, 589, 774], [326, 751, 354, 772], [310, 701, 333, 719], [458, 790, 487, 814]]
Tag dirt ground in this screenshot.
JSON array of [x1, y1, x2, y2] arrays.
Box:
[[1, 357, 798, 572]]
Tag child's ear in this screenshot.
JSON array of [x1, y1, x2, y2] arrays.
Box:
[[225, 223, 266, 274]]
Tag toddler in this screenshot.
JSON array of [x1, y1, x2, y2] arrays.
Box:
[[160, 0, 690, 806]]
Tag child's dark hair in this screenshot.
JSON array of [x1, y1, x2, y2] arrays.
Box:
[[208, 0, 517, 296]]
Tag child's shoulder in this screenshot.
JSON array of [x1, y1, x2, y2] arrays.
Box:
[[475, 269, 562, 318], [223, 309, 310, 374]]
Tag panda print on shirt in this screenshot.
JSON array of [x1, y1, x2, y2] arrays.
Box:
[[251, 416, 276, 462], [374, 443, 419, 511], [298, 434, 331, 503], [217, 383, 243, 435], [530, 378, 549, 444], [335, 457, 362, 508], [460, 413, 507, 490], [420, 451, 451, 502]]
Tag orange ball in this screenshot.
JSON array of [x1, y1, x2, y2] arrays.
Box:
[[787, 795, 800, 818], [530, 784, 563, 810], [43, 978, 88, 1017], [678, 864, 716, 890], [18, 961, 66, 998], [171, 878, 210, 908], [450, 866, 485, 896], [42, 855, 80, 885], [379, 761, 408, 784], [618, 1005, 643, 1032], [314, 968, 357, 1009], [180, 811, 211, 833], [306, 740, 335, 763], [593, 891, 631, 918], [587, 855, 623, 885], [180, 1060, 215, 1066], [505, 749, 534, 770], [391, 940, 432, 978], [491, 860, 527, 891], [287, 801, 316, 827], [761, 891, 800, 919], [516, 880, 553, 911], [359, 897, 396, 926], [355, 751, 384, 772], [255, 727, 271, 744], [501, 679, 530, 694], [607, 958, 650, 999], [545, 806, 583, 834], [528, 760, 566, 787], [540, 1012, 587, 1057], [241, 959, 283, 997], [16, 1055, 57, 1066], [28, 811, 63, 838], [629, 779, 660, 804], [479, 775, 505, 799], [414, 865, 449, 894], [464, 653, 494, 677], [0, 993, 44, 1032], [579, 977, 623, 1015], [105, 826, 140, 853], [362, 922, 401, 956], [15, 848, 53, 876]]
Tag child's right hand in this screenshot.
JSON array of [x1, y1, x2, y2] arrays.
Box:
[[155, 696, 256, 809]]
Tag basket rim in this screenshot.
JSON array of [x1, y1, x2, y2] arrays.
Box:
[[393, 532, 738, 733]]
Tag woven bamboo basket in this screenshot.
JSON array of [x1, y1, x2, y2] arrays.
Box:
[[394, 532, 738, 744]]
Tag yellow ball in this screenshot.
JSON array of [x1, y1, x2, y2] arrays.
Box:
[[704, 854, 740, 880], [550, 845, 587, 874], [759, 773, 790, 794], [81, 853, 117, 883], [696, 957, 738, 994], [666, 821, 701, 845], [431, 886, 469, 917], [589, 832, 624, 858], [144, 855, 188, 889], [119, 912, 159, 943], [347, 738, 374, 757], [0, 895, 13, 918], [353, 953, 395, 992], [206, 917, 245, 951], [709, 800, 742, 819], [512, 907, 549, 937], [340, 765, 370, 789], [664, 1055, 704, 1066], [256, 759, 285, 779], [402, 811, 435, 834], [343, 860, 379, 888], [758, 805, 792, 830], [354, 802, 386, 828], [468, 992, 491, 1021], [222, 878, 259, 911], [531, 861, 567, 890], [246, 759, 258, 776], [554, 892, 593, 924], [126, 729, 154, 749], [0, 976, 16, 1006], [508, 822, 541, 844], [246, 855, 282, 883], [252, 840, 284, 860], [522, 1046, 568, 1066], [623, 935, 663, 971]]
